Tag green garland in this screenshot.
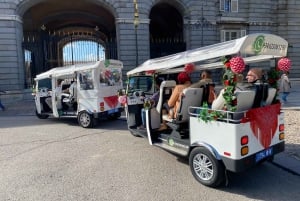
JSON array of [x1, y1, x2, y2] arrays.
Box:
[[198, 56, 238, 122], [198, 102, 225, 123], [267, 67, 280, 89]]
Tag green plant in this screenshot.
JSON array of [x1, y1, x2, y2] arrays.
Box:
[[267, 67, 280, 89], [198, 102, 225, 123]]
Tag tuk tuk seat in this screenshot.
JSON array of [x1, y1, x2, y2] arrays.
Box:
[[252, 83, 269, 108], [232, 90, 256, 120], [162, 88, 203, 123], [156, 80, 176, 114], [264, 87, 277, 106]]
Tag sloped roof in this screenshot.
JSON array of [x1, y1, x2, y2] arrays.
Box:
[[127, 33, 288, 75]]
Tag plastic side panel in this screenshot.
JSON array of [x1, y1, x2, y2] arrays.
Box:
[[98, 85, 123, 97], [190, 117, 246, 159], [150, 108, 161, 129], [78, 98, 98, 113], [190, 111, 284, 160]]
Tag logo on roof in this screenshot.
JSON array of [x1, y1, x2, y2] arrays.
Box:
[[252, 35, 265, 55]]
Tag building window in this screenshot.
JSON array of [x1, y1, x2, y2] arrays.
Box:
[[220, 30, 246, 42], [220, 0, 238, 12]]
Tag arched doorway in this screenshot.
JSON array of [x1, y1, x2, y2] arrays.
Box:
[[21, 0, 117, 87], [149, 3, 185, 58]]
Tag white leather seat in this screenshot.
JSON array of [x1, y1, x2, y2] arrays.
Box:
[[232, 90, 256, 120], [156, 80, 176, 114], [235, 90, 256, 112]]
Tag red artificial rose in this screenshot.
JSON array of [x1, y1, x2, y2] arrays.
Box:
[[184, 63, 195, 74], [268, 78, 275, 84], [224, 80, 230, 86], [224, 62, 231, 69], [232, 99, 237, 105], [146, 70, 155, 75], [233, 74, 237, 82]]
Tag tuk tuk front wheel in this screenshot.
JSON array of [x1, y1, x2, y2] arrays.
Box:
[[78, 111, 94, 128], [189, 147, 225, 188]]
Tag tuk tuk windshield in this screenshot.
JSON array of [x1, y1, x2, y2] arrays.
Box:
[[128, 76, 153, 93], [38, 78, 51, 89]]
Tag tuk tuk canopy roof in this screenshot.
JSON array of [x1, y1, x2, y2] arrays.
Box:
[[35, 60, 123, 80], [127, 33, 288, 75]]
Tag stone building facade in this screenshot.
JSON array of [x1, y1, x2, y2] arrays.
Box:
[[0, 0, 299, 101]]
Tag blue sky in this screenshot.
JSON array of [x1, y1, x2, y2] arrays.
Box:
[[63, 41, 105, 63], [24, 41, 106, 65]]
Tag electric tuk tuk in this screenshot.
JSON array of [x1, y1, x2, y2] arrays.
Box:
[[33, 59, 123, 128], [124, 33, 288, 187]]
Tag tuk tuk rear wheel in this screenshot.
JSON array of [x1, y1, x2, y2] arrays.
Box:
[[78, 111, 94, 128], [189, 147, 225, 187]]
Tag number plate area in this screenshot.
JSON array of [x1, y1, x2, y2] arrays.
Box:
[[108, 108, 118, 114], [255, 147, 273, 163]]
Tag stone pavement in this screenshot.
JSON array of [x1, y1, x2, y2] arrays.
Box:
[[1, 80, 300, 176]]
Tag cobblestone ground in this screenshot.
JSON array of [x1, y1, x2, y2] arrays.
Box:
[[1, 100, 300, 161], [284, 110, 300, 160]]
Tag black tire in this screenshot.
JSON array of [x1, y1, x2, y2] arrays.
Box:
[[35, 110, 49, 119], [189, 147, 225, 187], [78, 111, 94, 128]]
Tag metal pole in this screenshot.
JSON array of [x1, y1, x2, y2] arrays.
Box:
[[135, 27, 138, 66], [71, 35, 74, 65], [133, 0, 139, 67]]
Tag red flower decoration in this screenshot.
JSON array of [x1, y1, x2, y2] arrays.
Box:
[[229, 56, 245, 73], [118, 95, 127, 104], [146, 70, 155, 75], [224, 80, 230, 86], [277, 57, 291, 71], [224, 62, 231, 69], [184, 63, 195, 74]]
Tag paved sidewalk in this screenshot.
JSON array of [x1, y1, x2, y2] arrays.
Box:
[[1, 81, 300, 176], [0, 98, 36, 116]]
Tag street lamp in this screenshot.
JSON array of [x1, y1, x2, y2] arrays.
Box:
[[133, 0, 139, 66], [95, 26, 100, 61]]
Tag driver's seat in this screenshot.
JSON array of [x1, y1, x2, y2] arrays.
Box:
[[156, 80, 176, 115]]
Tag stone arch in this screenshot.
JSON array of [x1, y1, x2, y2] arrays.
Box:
[[16, 0, 118, 18], [16, 0, 119, 87], [148, 0, 189, 58]]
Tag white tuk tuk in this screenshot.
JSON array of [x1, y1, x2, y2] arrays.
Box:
[[124, 33, 288, 187], [33, 59, 124, 128]]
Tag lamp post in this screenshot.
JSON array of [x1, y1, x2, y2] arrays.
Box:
[[95, 26, 99, 61], [133, 0, 139, 66]]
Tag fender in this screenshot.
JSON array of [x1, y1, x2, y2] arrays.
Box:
[[191, 141, 222, 160]]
